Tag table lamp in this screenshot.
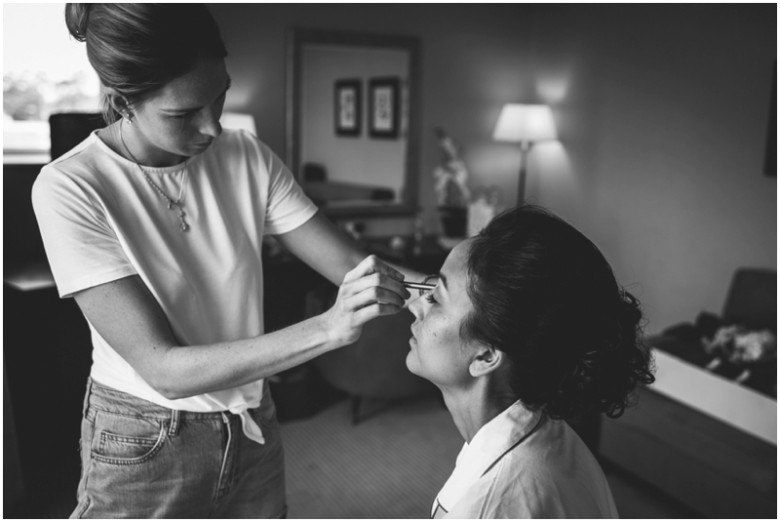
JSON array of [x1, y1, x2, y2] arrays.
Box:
[[220, 112, 258, 136], [492, 103, 557, 204]]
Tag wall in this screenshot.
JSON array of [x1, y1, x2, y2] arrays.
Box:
[[524, 5, 776, 331], [209, 4, 775, 333]]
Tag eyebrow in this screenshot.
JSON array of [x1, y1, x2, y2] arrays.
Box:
[[163, 76, 232, 114]]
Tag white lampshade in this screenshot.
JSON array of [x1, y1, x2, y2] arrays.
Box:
[[492, 104, 557, 143], [220, 112, 257, 136]]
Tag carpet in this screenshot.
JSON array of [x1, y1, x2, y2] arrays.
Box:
[[280, 396, 462, 519]]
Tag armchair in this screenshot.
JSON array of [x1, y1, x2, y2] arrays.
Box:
[[313, 308, 437, 423], [49, 112, 104, 160]]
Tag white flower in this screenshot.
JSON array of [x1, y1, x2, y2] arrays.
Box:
[[703, 325, 739, 355], [731, 330, 776, 364]]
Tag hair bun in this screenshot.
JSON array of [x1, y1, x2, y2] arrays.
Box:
[[65, 3, 90, 42]]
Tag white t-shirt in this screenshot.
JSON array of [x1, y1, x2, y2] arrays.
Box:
[[32, 128, 318, 443], [433, 401, 618, 518]]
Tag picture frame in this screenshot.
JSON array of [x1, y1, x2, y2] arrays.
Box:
[[334, 79, 361, 136], [369, 77, 400, 139], [764, 62, 776, 177]]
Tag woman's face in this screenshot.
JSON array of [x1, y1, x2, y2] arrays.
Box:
[[407, 238, 478, 389], [129, 57, 231, 166]]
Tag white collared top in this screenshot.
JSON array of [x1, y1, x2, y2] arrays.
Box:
[[432, 401, 618, 518]]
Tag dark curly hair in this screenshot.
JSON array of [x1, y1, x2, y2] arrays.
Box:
[[462, 205, 654, 419], [65, 3, 227, 123]]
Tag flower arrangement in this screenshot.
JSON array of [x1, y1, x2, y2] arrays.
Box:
[[431, 127, 504, 238], [433, 127, 470, 208], [432, 127, 472, 238]]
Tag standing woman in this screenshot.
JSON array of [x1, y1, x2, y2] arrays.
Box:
[[32, 4, 411, 518], [406, 206, 655, 518]]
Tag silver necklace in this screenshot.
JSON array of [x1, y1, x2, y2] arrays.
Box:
[[119, 120, 190, 232]]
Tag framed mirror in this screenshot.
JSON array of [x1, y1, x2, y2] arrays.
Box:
[[286, 28, 421, 217]]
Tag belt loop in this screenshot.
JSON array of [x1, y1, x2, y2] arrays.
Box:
[[169, 409, 181, 437], [81, 378, 93, 418]]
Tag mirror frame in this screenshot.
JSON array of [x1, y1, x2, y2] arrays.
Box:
[[286, 28, 421, 217]]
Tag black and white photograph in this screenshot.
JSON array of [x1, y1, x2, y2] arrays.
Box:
[[369, 77, 400, 139], [4, 3, 775, 520], [334, 78, 361, 136]]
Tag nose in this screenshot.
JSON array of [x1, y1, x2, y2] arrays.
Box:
[[409, 294, 424, 319], [198, 107, 223, 139]]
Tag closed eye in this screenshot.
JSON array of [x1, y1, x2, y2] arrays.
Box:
[[165, 77, 231, 119], [422, 274, 440, 304]]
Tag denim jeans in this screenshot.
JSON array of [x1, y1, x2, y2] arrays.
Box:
[[71, 378, 286, 518]]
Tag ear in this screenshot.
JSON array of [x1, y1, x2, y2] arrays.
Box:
[[468, 344, 504, 378], [106, 90, 133, 119]]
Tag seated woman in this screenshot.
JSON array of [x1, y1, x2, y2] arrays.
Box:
[[406, 205, 654, 518]]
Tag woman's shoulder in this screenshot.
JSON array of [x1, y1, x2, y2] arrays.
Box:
[[206, 128, 283, 175], [450, 432, 611, 518], [510, 417, 597, 472], [471, 418, 614, 517], [212, 128, 271, 156], [34, 133, 108, 193]]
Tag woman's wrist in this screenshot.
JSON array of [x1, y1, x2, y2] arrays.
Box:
[[313, 309, 349, 352]]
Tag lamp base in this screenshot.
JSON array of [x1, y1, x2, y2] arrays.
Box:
[[516, 142, 532, 205], [517, 165, 527, 205]]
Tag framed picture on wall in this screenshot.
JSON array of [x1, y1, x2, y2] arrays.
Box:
[[764, 62, 776, 177], [334, 79, 361, 136], [369, 77, 400, 139]]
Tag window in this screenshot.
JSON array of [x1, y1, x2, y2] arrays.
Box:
[[3, 3, 100, 163]]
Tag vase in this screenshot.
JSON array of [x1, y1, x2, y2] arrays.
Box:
[[438, 205, 467, 238]]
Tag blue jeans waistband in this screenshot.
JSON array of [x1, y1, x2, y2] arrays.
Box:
[[83, 377, 269, 421]]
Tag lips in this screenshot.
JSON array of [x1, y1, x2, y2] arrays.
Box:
[[191, 140, 213, 151]]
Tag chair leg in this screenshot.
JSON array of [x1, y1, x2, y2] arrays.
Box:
[[350, 396, 409, 425], [351, 396, 362, 425]]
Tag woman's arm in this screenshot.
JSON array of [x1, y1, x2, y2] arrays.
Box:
[[273, 210, 428, 287], [73, 255, 408, 400]]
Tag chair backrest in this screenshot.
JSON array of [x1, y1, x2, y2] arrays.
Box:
[[314, 308, 435, 400], [302, 162, 327, 182], [722, 268, 776, 330], [49, 112, 105, 160]]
